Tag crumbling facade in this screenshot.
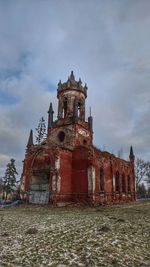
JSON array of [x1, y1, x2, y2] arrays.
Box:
[[21, 71, 136, 205]]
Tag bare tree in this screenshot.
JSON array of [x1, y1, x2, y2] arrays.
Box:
[[136, 183, 147, 199], [135, 158, 148, 187], [145, 161, 150, 186], [147, 186, 150, 198]]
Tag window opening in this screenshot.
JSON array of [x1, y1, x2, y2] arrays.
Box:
[[115, 172, 119, 192], [77, 102, 81, 118], [100, 168, 104, 192], [122, 174, 126, 193], [63, 98, 67, 118], [58, 131, 65, 142], [128, 176, 131, 192]]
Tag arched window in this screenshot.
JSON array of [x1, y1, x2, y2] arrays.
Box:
[[122, 174, 126, 193], [128, 176, 131, 192], [100, 168, 104, 192], [62, 97, 67, 118], [115, 171, 119, 192]]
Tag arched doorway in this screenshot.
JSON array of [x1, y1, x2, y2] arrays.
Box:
[[29, 150, 50, 204]]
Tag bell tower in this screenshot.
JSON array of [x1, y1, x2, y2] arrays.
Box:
[[48, 71, 93, 149], [57, 71, 87, 124]]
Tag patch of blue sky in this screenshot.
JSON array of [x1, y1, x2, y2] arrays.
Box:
[[19, 51, 33, 68], [41, 80, 56, 92], [0, 51, 32, 81], [0, 91, 20, 106], [0, 69, 22, 80]]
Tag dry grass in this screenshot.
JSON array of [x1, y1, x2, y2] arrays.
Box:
[[0, 201, 150, 267]]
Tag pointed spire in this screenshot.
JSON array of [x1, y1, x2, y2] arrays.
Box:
[[57, 80, 62, 91], [129, 146, 135, 161], [84, 83, 88, 90], [48, 102, 54, 128], [58, 80, 61, 85], [78, 78, 82, 87], [27, 130, 33, 147], [70, 70, 75, 81], [88, 106, 93, 133], [48, 102, 54, 114], [88, 116, 93, 133]]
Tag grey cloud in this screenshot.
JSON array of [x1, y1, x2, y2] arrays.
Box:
[[0, 0, 150, 177]]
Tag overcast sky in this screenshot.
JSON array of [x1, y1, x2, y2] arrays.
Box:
[[0, 0, 150, 177]]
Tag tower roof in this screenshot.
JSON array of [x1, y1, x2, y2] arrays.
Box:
[[70, 70, 75, 81], [129, 146, 135, 161], [27, 129, 33, 147], [57, 71, 88, 98]]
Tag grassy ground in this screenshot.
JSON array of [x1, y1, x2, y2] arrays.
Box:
[[0, 201, 150, 267]]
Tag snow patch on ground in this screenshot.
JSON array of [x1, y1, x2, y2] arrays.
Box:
[[0, 202, 150, 266]]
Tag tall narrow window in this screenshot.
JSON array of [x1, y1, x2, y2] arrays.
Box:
[[63, 98, 67, 118], [77, 102, 81, 118], [128, 176, 131, 192], [115, 171, 119, 192], [100, 168, 104, 192], [122, 174, 126, 193]]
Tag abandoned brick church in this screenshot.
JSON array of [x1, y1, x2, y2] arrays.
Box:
[[21, 71, 136, 204]]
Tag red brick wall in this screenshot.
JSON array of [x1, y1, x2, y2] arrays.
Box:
[[22, 144, 136, 205], [60, 150, 72, 195], [71, 147, 90, 203]]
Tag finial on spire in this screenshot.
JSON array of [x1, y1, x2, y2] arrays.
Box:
[[129, 146, 135, 161], [70, 70, 75, 81], [27, 129, 33, 147], [78, 78, 82, 87], [84, 83, 88, 90]]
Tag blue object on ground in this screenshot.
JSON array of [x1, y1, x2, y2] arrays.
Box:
[[0, 200, 21, 208], [0, 199, 5, 205]]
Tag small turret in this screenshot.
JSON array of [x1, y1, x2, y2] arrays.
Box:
[[84, 83, 88, 90], [58, 80, 62, 91], [27, 129, 33, 148], [129, 146, 135, 161], [48, 102, 54, 129], [78, 78, 82, 88]]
